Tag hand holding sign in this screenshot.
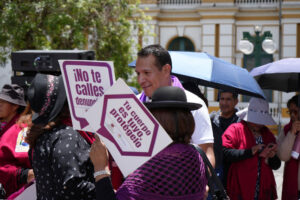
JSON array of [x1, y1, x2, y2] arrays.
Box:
[[60, 60, 172, 177], [90, 135, 110, 172]]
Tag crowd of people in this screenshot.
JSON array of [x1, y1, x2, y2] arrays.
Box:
[[0, 44, 298, 200]]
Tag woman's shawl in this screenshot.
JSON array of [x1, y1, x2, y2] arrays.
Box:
[[116, 143, 207, 200]]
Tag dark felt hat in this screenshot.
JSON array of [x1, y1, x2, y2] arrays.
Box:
[[27, 73, 66, 125], [144, 86, 202, 110], [0, 84, 26, 106]]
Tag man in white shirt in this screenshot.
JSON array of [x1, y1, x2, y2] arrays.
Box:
[[135, 44, 215, 166]]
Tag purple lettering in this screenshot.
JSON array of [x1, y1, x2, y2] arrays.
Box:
[[76, 84, 81, 95], [95, 71, 101, 83]]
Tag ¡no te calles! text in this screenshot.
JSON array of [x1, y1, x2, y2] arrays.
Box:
[[73, 68, 105, 106]]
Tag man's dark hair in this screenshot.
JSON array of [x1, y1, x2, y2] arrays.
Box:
[[218, 89, 238, 100], [287, 94, 299, 108], [137, 44, 172, 71]]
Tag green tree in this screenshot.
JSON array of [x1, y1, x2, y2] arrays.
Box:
[[0, 0, 151, 81]]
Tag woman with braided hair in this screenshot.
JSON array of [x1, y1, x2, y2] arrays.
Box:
[[25, 73, 96, 199]]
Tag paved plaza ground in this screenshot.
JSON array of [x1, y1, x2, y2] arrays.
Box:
[[274, 161, 284, 200]]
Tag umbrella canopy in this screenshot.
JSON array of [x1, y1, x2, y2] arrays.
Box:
[[129, 51, 265, 99], [250, 58, 300, 92]]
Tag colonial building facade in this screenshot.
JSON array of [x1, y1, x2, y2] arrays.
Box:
[[138, 0, 300, 127]]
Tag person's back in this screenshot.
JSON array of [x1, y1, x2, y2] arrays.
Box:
[[90, 86, 208, 200], [116, 143, 206, 200], [26, 73, 96, 199], [31, 124, 95, 199]]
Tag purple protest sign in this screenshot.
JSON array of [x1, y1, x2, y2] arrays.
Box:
[[59, 60, 115, 131], [97, 94, 159, 156]]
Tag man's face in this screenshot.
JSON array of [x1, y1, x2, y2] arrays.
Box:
[[0, 99, 18, 122], [135, 55, 171, 98], [288, 102, 299, 122], [219, 92, 238, 117]]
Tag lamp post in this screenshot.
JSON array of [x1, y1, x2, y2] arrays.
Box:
[[239, 26, 276, 71], [238, 26, 276, 102]]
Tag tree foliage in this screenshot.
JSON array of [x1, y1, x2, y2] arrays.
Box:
[[0, 0, 150, 80]]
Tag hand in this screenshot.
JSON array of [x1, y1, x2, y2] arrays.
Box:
[[291, 121, 300, 135], [27, 169, 35, 183], [260, 143, 277, 158], [90, 135, 109, 172], [252, 144, 265, 155], [266, 143, 277, 158]]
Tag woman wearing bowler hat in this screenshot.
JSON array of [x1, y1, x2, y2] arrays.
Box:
[[222, 97, 281, 200], [89, 86, 208, 200], [26, 73, 96, 199]]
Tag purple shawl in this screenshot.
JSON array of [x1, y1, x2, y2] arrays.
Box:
[[116, 143, 207, 200], [139, 76, 184, 102]]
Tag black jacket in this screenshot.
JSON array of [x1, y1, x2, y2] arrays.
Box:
[[210, 110, 240, 169], [29, 125, 96, 199]]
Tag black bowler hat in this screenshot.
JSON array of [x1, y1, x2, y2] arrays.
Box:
[[144, 86, 202, 110], [27, 73, 67, 125]]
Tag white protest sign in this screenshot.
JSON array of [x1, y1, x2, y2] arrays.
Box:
[[59, 60, 115, 132], [85, 78, 173, 177], [15, 182, 36, 200]]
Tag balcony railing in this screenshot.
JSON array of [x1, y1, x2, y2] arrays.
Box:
[[155, 0, 279, 7], [158, 0, 202, 5], [235, 0, 279, 5]]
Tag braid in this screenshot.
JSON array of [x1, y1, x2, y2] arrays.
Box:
[[26, 104, 70, 148]]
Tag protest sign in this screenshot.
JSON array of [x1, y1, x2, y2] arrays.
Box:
[[86, 78, 173, 176], [15, 183, 36, 200], [59, 60, 115, 131]]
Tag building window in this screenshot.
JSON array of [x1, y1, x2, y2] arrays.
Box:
[[167, 37, 195, 51]]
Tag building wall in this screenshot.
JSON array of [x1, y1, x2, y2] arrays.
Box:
[[138, 0, 300, 126]]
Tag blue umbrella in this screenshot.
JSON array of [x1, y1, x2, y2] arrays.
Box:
[[129, 51, 265, 99]]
